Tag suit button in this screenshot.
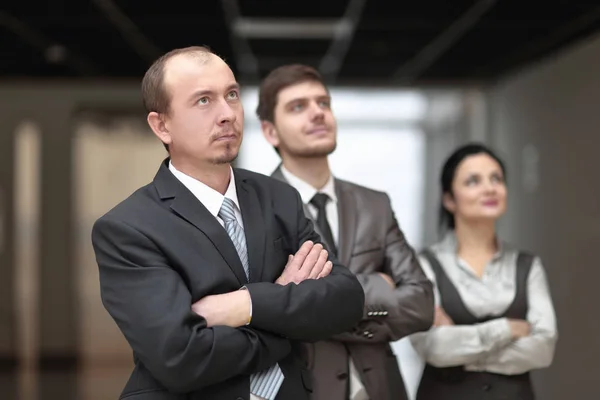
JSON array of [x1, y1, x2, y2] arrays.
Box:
[[363, 330, 370, 336], [367, 311, 374, 316], [367, 333, 374, 339], [382, 311, 388, 316], [482, 384, 491, 391], [336, 372, 348, 380]]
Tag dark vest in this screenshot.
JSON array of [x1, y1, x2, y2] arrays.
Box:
[[416, 250, 536, 400]]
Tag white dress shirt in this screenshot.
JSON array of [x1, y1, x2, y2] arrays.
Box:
[[280, 166, 368, 400], [410, 232, 558, 375], [280, 165, 338, 241], [169, 162, 243, 228]]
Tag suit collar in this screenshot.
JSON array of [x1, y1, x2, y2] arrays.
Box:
[[279, 164, 337, 205], [270, 164, 286, 184], [271, 164, 355, 267], [271, 164, 318, 235], [167, 160, 241, 219], [153, 159, 265, 285]]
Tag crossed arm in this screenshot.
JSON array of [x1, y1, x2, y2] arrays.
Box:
[[194, 205, 365, 342], [92, 217, 291, 393], [410, 256, 557, 374], [92, 197, 364, 393], [329, 195, 435, 344], [192, 240, 341, 331]]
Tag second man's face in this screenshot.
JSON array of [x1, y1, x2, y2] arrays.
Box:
[[266, 80, 337, 159]]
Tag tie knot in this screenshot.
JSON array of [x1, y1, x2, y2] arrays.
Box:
[[218, 197, 237, 222], [310, 193, 330, 210]]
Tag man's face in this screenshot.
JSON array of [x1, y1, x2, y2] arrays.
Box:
[[153, 52, 244, 166], [263, 80, 337, 159]]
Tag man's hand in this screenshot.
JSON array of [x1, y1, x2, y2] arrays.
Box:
[[378, 273, 395, 288], [276, 241, 332, 285], [191, 289, 251, 328], [433, 306, 454, 327]]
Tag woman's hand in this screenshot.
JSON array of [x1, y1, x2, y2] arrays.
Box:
[[434, 306, 454, 326]]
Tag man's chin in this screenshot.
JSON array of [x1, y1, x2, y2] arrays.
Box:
[[213, 150, 239, 165], [302, 143, 337, 158]]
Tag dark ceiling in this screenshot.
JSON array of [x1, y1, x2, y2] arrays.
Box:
[[2, 1, 600, 86]]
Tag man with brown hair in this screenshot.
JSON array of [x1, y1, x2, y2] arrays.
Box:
[[257, 64, 434, 400], [91, 47, 365, 400]]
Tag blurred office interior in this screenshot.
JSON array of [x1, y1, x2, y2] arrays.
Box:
[[1, 1, 600, 399]]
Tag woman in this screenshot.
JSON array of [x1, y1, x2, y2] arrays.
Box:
[[411, 143, 557, 399]]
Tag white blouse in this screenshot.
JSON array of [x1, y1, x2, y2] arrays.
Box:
[[410, 233, 558, 375]]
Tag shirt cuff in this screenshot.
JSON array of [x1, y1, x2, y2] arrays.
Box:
[[240, 286, 252, 325]]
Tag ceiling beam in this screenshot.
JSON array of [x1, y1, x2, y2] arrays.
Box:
[[233, 18, 347, 39], [318, 0, 368, 83], [392, 0, 497, 85], [0, 10, 99, 75], [221, 0, 260, 82], [91, 0, 162, 64]]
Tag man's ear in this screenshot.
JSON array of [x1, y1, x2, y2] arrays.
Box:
[[260, 120, 280, 148], [147, 112, 172, 147]]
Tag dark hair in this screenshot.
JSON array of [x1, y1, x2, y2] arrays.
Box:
[[256, 64, 326, 123], [141, 45, 213, 151], [439, 142, 507, 231]]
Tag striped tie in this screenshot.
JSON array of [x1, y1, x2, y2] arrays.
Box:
[[219, 198, 284, 400]]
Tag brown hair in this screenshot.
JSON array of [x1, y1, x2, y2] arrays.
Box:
[[141, 45, 212, 116], [256, 64, 326, 122]]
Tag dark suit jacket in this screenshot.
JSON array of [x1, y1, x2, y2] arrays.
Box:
[[272, 166, 434, 400], [91, 160, 365, 400]]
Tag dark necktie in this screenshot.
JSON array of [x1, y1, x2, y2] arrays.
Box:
[[310, 193, 337, 256]]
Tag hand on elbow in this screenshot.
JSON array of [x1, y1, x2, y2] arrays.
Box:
[[434, 306, 454, 327], [191, 290, 251, 328], [378, 272, 396, 288], [507, 319, 531, 339], [275, 241, 332, 285]]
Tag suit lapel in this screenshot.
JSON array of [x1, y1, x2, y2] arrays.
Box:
[[236, 173, 267, 282], [272, 165, 351, 264], [335, 180, 357, 267], [271, 165, 324, 237], [154, 161, 248, 285]]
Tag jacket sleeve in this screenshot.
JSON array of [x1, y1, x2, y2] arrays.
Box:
[[330, 194, 434, 343], [92, 216, 291, 393], [245, 189, 365, 342]]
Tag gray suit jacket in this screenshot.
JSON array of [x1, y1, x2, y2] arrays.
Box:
[[272, 166, 434, 400]]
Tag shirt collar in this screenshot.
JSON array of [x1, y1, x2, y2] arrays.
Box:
[[436, 230, 508, 260], [280, 165, 337, 205], [168, 161, 240, 217]]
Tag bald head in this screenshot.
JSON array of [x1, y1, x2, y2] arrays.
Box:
[[163, 51, 224, 98], [141, 46, 226, 116]]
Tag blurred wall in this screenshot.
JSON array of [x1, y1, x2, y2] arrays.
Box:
[[488, 31, 600, 400], [421, 89, 489, 247], [0, 84, 143, 373]]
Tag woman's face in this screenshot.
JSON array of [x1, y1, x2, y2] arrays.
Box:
[[444, 153, 507, 225]]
